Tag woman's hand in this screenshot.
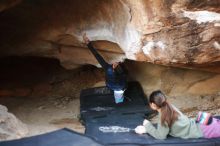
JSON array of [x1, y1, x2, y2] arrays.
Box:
[[135, 125, 146, 134], [83, 33, 90, 44], [143, 119, 150, 126]]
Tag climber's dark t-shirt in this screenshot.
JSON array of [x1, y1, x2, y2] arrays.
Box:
[[87, 42, 127, 90]]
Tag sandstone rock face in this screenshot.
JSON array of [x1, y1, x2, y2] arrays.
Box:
[[126, 61, 220, 111], [0, 0, 220, 71], [127, 61, 220, 96], [0, 104, 28, 141]]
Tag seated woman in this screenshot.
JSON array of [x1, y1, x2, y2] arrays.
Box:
[[135, 90, 220, 139]]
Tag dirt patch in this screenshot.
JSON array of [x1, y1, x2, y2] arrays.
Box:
[[0, 57, 104, 137]]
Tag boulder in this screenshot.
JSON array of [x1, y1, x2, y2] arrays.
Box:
[[0, 0, 219, 72], [0, 105, 28, 141]]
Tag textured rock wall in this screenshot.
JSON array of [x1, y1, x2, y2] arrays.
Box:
[[126, 61, 220, 111], [0, 0, 219, 71], [126, 61, 220, 96], [0, 105, 28, 141]]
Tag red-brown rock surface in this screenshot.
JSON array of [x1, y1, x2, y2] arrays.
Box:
[[0, 0, 220, 72]]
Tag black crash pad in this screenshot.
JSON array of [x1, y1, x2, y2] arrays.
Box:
[[80, 81, 153, 123], [0, 128, 102, 146], [80, 81, 220, 146], [1, 128, 219, 146], [85, 115, 220, 146]]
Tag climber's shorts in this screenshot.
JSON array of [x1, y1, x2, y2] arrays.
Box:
[[113, 90, 125, 104]]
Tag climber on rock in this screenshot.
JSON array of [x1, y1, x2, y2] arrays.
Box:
[[83, 33, 127, 104]]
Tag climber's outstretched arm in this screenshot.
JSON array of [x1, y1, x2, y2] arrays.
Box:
[[83, 33, 109, 70]]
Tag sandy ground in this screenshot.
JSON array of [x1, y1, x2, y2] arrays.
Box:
[[0, 60, 105, 137], [3, 96, 85, 136]]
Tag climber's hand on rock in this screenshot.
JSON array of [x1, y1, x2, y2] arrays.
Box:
[[83, 33, 90, 44]]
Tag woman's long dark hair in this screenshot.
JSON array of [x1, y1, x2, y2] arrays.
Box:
[[149, 90, 179, 128]]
